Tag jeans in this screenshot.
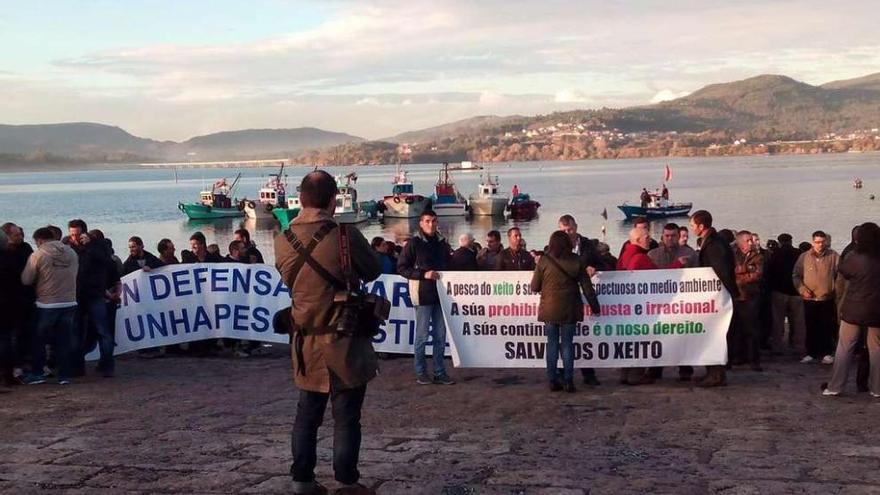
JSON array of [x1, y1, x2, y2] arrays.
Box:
[[31, 307, 76, 381], [827, 321, 880, 395], [291, 380, 367, 486], [545, 323, 575, 383], [76, 298, 115, 373], [0, 324, 12, 381], [414, 304, 447, 376], [804, 299, 837, 358]]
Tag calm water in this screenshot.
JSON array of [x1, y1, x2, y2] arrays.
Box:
[[2, 153, 878, 263]]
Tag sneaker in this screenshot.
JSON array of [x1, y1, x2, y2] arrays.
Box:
[[43, 366, 56, 377], [871, 392, 880, 399], [582, 374, 601, 386], [416, 373, 432, 385], [549, 380, 563, 392], [563, 381, 576, 393], [821, 355, 835, 365], [800, 356, 814, 364], [24, 374, 46, 385], [293, 481, 328, 495], [58, 379, 71, 385], [433, 374, 456, 385], [821, 388, 839, 396]]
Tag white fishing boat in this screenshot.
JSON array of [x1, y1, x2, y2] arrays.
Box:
[[431, 162, 468, 217], [243, 163, 287, 219], [468, 173, 509, 216], [335, 173, 369, 225], [380, 165, 431, 218]]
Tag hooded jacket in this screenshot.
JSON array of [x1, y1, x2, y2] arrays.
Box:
[[397, 229, 451, 306], [20, 240, 79, 307]]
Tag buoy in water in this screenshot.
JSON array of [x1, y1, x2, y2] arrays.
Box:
[[870, 194, 876, 200]]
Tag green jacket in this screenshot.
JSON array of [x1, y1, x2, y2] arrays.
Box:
[[530, 253, 600, 324]]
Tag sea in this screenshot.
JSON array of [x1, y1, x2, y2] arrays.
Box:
[[1, 152, 878, 263]]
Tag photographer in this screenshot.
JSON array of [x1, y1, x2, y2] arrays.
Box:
[[275, 170, 381, 495]]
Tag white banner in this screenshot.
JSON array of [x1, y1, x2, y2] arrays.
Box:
[[438, 268, 732, 368]]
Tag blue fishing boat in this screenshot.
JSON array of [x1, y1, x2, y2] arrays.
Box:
[[617, 202, 692, 220]]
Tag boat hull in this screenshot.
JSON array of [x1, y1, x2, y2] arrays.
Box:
[[508, 201, 540, 219], [617, 203, 693, 220], [178, 203, 243, 220], [272, 207, 301, 227], [469, 198, 508, 216], [432, 202, 467, 217], [336, 211, 369, 225], [243, 200, 276, 220], [381, 196, 431, 218]]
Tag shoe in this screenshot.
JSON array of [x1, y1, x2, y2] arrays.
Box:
[[821, 388, 839, 396], [628, 375, 655, 386], [24, 374, 46, 385], [293, 481, 328, 495], [58, 379, 71, 386], [857, 384, 870, 393], [563, 381, 576, 393], [43, 366, 56, 377], [800, 356, 814, 364], [549, 380, 563, 392], [582, 374, 601, 386], [101, 370, 114, 378], [696, 370, 726, 388], [334, 483, 375, 495], [821, 355, 835, 365], [871, 392, 880, 399], [416, 373, 432, 385], [433, 374, 455, 385]]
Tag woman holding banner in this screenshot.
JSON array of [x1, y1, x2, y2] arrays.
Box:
[[531, 231, 601, 393]]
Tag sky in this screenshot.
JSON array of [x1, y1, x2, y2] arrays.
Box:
[[1, 0, 878, 141]]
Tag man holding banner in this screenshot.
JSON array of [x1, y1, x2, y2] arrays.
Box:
[[275, 171, 382, 495]]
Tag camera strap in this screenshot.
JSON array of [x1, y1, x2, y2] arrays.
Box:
[[338, 224, 354, 292], [284, 222, 346, 291]]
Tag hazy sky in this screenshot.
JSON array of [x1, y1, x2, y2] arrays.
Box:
[[1, 0, 878, 141]]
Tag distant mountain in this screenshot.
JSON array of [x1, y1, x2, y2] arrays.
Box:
[[0, 123, 365, 163], [181, 127, 364, 159], [821, 72, 880, 91], [387, 115, 529, 144]]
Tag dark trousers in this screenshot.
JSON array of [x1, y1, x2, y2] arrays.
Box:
[[730, 298, 761, 365], [291, 380, 367, 486], [31, 307, 76, 381], [804, 300, 837, 358], [0, 324, 12, 381]]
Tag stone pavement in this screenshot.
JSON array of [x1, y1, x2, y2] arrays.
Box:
[[1, 348, 879, 495]]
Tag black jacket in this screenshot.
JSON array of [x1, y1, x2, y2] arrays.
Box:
[[397, 231, 451, 306], [122, 250, 165, 275], [576, 234, 604, 270], [496, 247, 535, 271], [698, 229, 740, 299], [839, 252, 880, 327], [246, 244, 265, 264], [181, 250, 224, 263], [449, 247, 478, 271], [765, 244, 800, 296], [75, 240, 121, 302]]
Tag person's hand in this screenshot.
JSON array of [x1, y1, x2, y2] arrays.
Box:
[[79, 233, 90, 245], [677, 256, 691, 267], [799, 287, 814, 299], [586, 266, 597, 277], [424, 270, 440, 280]]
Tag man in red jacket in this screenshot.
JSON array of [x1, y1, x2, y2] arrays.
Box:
[[618, 228, 657, 385]]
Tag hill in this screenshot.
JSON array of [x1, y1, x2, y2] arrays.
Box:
[[387, 115, 529, 144], [181, 127, 364, 159]]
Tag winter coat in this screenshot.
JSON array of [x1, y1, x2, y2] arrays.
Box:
[[574, 234, 603, 270], [496, 247, 536, 271], [73, 240, 119, 302], [531, 252, 600, 324], [648, 245, 696, 269], [449, 247, 478, 271], [20, 241, 79, 306], [397, 230, 451, 306], [181, 250, 223, 263], [476, 246, 502, 270], [698, 229, 740, 299], [793, 249, 839, 301], [765, 244, 800, 295], [122, 250, 165, 275], [618, 243, 656, 271], [838, 252, 880, 327], [734, 248, 764, 301], [275, 207, 382, 393]]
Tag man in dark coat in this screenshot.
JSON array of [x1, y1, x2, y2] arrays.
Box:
[[689, 210, 739, 387], [275, 171, 382, 495], [234, 228, 264, 264], [2, 223, 35, 378], [497, 227, 535, 271], [181, 232, 223, 263], [449, 233, 478, 271], [122, 236, 164, 275], [398, 210, 454, 385], [765, 233, 806, 355]]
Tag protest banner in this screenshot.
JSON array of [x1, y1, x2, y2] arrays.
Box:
[[438, 268, 732, 368]]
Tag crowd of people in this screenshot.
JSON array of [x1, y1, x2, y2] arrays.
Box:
[[1, 210, 878, 398], [0, 221, 268, 390]]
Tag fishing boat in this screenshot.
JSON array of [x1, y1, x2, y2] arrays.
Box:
[[617, 164, 692, 219], [447, 160, 483, 171], [272, 196, 302, 227], [178, 174, 244, 220], [380, 165, 431, 218], [469, 172, 509, 216], [507, 193, 541, 219], [431, 162, 468, 217], [853, 178, 864, 189], [359, 200, 380, 219], [243, 164, 288, 220], [335, 173, 369, 224]]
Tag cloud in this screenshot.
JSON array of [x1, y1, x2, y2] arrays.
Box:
[[650, 89, 690, 104], [554, 89, 590, 104]]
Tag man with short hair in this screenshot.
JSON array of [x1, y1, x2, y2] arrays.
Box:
[[181, 232, 223, 263], [477, 230, 503, 270], [497, 227, 535, 271], [689, 210, 739, 387], [157, 238, 179, 265], [225, 240, 248, 263], [234, 228, 264, 264], [793, 231, 839, 364], [558, 214, 603, 386], [449, 233, 478, 271], [398, 210, 454, 386], [732, 230, 764, 371], [2, 223, 35, 381], [275, 170, 382, 495], [765, 233, 806, 355], [648, 223, 696, 269], [122, 236, 164, 275], [20, 227, 79, 385], [678, 226, 691, 248]]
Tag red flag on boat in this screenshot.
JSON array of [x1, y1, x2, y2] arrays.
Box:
[[664, 164, 672, 182]]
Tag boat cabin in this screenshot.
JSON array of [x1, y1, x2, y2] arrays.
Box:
[[200, 191, 232, 208], [258, 188, 285, 207], [336, 186, 358, 212], [392, 183, 414, 196]]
